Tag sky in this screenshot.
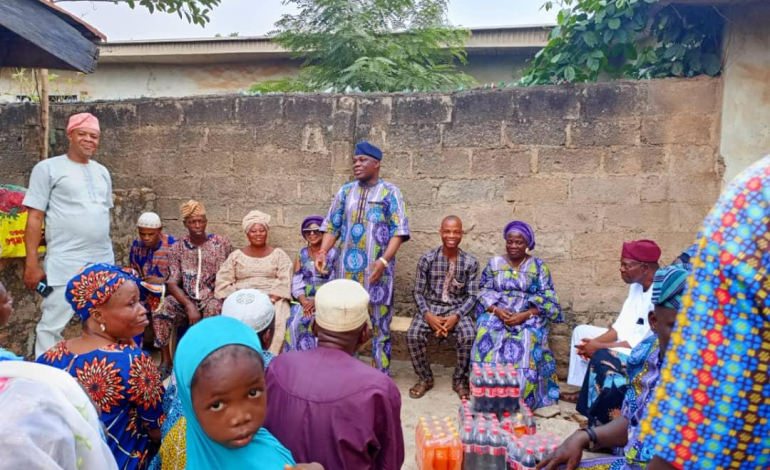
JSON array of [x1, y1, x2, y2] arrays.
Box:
[[58, 0, 558, 41]]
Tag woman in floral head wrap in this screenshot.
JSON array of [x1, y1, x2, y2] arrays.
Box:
[[37, 263, 166, 470]]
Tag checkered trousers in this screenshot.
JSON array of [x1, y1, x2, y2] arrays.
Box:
[[406, 312, 476, 385]]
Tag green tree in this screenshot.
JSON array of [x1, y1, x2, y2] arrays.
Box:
[[55, 0, 221, 26], [251, 0, 476, 93], [520, 0, 724, 86]]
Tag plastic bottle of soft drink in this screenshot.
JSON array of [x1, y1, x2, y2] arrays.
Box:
[[489, 427, 506, 470], [484, 369, 496, 414], [506, 435, 519, 470], [475, 427, 490, 470], [505, 365, 520, 412], [495, 370, 508, 417], [418, 430, 434, 469], [519, 448, 536, 470], [512, 414, 526, 438], [461, 425, 475, 470], [534, 446, 547, 466], [433, 433, 450, 470], [523, 414, 537, 436], [449, 432, 463, 470], [471, 368, 485, 413]]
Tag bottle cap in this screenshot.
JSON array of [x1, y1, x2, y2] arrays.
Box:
[[527, 449, 534, 454]]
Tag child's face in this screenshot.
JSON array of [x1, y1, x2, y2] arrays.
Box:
[[191, 349, 267, 449], [0, 284, 13, 327]]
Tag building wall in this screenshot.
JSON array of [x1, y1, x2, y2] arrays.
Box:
[[0, 78, 722, 373], [0, 187, 157, 358], [0, 60, 299, 102], [719, 3, 770, 183], [0, 53, 534, 102]]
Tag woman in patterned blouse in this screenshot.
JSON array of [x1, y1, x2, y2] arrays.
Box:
[[37, 263, 166, 470]]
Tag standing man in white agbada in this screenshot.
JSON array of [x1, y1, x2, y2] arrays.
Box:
[[23, 113, 114, 358], [562, 239, 661, 398]]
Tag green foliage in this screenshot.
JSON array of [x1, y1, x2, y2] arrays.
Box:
[[520, 0, 724, 86], [249, 76, 311, 94], [253, 0, 477, 92], [122, 0, 220, 26]]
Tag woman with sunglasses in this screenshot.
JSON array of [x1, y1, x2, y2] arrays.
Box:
[[283, 216, 338, 352]]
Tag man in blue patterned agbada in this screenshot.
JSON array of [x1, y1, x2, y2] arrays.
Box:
[[316, 141, 410, 375]]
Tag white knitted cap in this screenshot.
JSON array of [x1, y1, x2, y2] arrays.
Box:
[[314, 279, 370, 332], [222, 289, 275, 334], [136, 212, 162, 229]]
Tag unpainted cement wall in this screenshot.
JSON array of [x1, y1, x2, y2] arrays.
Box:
[[0, 77, 723, 373]]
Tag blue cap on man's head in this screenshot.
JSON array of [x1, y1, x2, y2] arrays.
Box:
[[354, 141, 383, 161]]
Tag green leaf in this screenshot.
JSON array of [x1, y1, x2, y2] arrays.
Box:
[[603, 28, 614, 43], [671, 61, 683, 75], [591, 50, 605, 58], [564, 66, 576, 82], [607, 18, 621, 30], [615, 28, 628, 43], [582, 31, 598, 47], [550, 53, 563, 64]]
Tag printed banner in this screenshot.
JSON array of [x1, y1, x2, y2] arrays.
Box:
[[0, 184, 45, 258]]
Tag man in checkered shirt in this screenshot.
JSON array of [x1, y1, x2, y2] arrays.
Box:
[[407, 216, 480, 400]]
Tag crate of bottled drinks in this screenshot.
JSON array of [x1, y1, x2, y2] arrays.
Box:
[[416, 404, 562, 470], [470, 363, 521, 417]]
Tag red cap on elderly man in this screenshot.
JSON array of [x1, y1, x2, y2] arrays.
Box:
[[67, 113, 100, 134], [621, 239, 661, 263]]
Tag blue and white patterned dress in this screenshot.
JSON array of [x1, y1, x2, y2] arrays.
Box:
[[284, 246, 338, 352]]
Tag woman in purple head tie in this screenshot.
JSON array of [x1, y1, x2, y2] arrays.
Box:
[[283, 216, 338, 352], [470, 220, 564, 409]]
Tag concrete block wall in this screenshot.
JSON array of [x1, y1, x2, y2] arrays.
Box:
[[0, 77, 722, 373], [0, 188, 158, 357]]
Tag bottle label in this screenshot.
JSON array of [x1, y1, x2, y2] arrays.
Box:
[[491, 446, 505, 456], [508, 387, 520, 398], [471, 385, 484, 397]]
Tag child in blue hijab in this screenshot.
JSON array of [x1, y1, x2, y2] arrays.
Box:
[[174, 316, 321, 470]]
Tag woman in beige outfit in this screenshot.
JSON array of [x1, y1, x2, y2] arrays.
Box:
[[215, 210, 293, 354]]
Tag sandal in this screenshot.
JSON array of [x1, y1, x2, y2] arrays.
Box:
[[409, 379, 435, 399], [560, 391, 580, 404], [453, 383, 471, 400], [158, 364, 173, 382]]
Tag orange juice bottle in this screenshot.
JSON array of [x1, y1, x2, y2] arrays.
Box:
[[449, 431, 463, 470], [434, 433, 449, 470], [513, 413, 527, 438]]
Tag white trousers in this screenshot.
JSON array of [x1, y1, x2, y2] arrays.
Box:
[[567, 324, 635, 386], [35, 285, 75, 358], [567, 324, 610, 386]]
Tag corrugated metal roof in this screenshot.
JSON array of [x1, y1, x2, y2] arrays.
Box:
[[97, 25, 553, 64]]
